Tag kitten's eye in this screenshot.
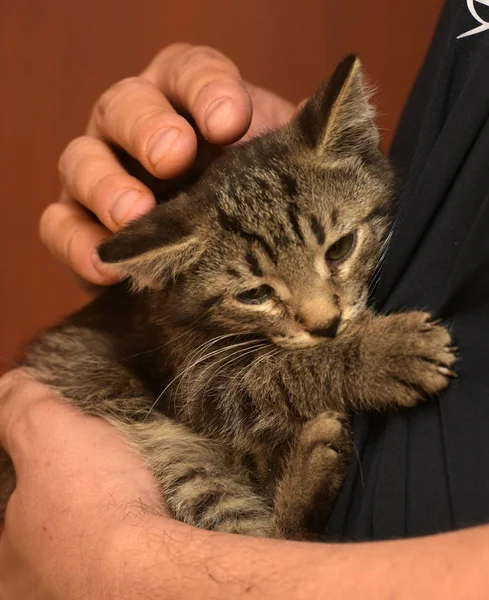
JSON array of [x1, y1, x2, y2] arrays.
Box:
[[325, 233, 356, 264], [237, 285, 274, 305]]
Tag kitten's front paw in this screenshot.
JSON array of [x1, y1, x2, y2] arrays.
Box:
[[368, 311, 457, 408]]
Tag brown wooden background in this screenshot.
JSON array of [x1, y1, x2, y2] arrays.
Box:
[[0, 0, 444, 373]]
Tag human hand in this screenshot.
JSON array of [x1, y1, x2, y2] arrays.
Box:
[[0, 370, 164, 600], [40, 44, 295, 286]]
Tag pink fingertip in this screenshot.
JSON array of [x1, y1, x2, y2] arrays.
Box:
[[203, 96, 252, 145]]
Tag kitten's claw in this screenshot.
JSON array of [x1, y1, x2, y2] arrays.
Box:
[[444, 346, 458, 353], [421, 318, 443, 331], [438, 366, 457, 378], [324, 441, 343, 454]]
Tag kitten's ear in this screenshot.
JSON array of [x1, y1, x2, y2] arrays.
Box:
[[294, 55, 379, 158], [97, 194, 204, 290]]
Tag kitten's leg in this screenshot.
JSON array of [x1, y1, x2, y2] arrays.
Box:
[[273, 412, 351, 540], [343, 311, 458, 410], [113, 416, 276, 537], [258, 311, 458, 417]]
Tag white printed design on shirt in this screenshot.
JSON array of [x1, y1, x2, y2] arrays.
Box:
[[458, 0, 489, 39]]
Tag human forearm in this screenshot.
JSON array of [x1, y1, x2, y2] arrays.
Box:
[[104, 516, 489, 600], [1, 373, 484, 600]]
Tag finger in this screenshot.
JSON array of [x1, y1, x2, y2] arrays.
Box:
[[39, 200, 120, 285], [142, 43, 253, 145], [240, 85, 296, 142], [89, 78, 198, 179], [0, 371, 60, 470], [58, 136, 155, 231]]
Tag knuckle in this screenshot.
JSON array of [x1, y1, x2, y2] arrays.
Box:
[[9, 398, 56, 453], [148, 42, 193, 71], [95, 77, 149, 122], [157, 42, 192, 60], [111, 76, 147, 97], [2, 377, 56, 451], [172, 46, 241, 105], [58, 135, 92, 175], [4, 411, 26, 455], [186, 45, 234, 69], [5, 399, 33, 446], [181, 45, 233, 77]]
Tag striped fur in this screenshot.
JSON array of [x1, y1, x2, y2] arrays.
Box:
[[3, 56, 457, 539]]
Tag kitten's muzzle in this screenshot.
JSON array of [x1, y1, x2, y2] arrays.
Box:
[[309, 316, 341, 339]]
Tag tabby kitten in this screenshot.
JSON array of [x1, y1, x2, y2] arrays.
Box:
[[13, 56, 456, 539]]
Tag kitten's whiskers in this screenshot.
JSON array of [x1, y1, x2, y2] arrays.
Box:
[[177, 341, 268, 426], [369, 226, 394, 298], [145, 337, 263, 420]]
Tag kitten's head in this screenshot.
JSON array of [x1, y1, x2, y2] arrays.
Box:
[[99, 56, 395, 349]]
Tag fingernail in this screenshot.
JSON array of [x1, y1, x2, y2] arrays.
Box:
[[109, 189, 150, 226], [148, 127, 181, 168], [205, 98, 233, 133]]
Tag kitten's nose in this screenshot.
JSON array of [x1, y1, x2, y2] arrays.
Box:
[[310, 316, 340, 338]]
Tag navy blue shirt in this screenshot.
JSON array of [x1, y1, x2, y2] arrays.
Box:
[[326, 0, 489, 540]]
